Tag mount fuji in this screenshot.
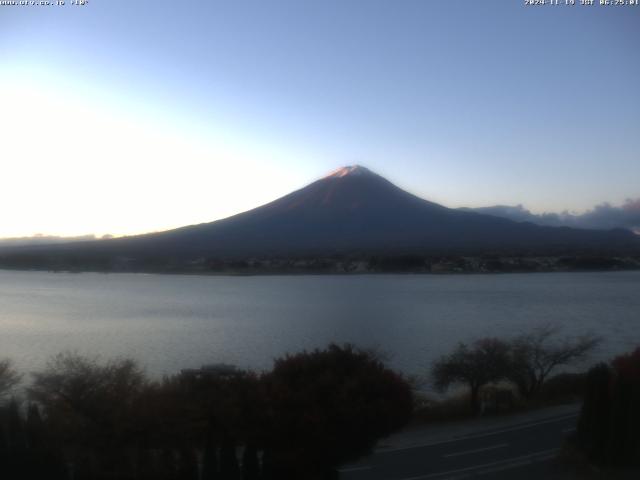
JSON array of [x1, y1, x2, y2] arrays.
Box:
[[1, 166, 637, 270]]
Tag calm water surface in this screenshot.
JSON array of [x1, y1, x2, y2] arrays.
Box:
[[1, 270, 639, 377]]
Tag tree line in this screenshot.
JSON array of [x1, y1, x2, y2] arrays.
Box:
[[1, 329, 637, 479], [0, 345, 412, 480]]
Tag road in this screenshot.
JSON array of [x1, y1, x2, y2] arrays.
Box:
[[339, 412, 578, 480]]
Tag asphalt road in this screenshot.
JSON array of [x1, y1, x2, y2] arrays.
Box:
[[339, 412, 579, 480]]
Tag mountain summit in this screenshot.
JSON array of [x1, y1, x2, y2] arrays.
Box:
[[3, 166, 638, 266], [324, 165, 374, 178]]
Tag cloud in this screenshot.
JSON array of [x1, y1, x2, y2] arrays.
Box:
[[463, 199, 640, 233]]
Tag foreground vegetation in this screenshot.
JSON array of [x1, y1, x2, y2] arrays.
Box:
[[574, 347, 640, 468], [428, 329, 639, 471], [430, 325, 600, 415], [1, 329, 638, 479], [0, 345, 412, 480]]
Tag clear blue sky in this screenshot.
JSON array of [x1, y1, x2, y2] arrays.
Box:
[[1, 0, 639, 237]]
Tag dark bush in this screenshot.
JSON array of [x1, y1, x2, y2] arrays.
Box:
[[576, 348, 640, 467]]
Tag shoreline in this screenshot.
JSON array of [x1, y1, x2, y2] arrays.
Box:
[[0, 263, 639, 277]]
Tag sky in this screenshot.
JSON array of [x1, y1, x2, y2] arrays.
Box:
[[1, 0, 639, 238]]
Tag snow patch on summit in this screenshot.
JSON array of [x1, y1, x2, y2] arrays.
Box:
[[325, 165, 373, 179]]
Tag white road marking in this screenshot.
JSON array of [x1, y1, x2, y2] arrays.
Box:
[[381, 413, 578, 453], [397, 448, 559, 480], [562, 427, 576, 433], [443, 443, 508, 458]]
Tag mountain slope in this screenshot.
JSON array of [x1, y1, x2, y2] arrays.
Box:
[[2, 166, 638, 267], [30, 167, 640, 254]]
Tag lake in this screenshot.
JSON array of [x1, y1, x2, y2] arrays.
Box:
[[1, 270, 639, 379]]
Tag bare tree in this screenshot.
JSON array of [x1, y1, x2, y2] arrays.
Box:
[[0, 358, 21, 400], [431, 338, 511, 414], [507, 325, 601, 399], [28, 352, 147, 445]]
